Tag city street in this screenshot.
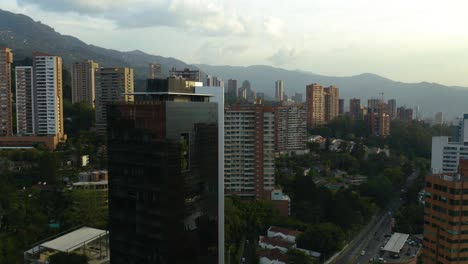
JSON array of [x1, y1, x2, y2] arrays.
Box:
[[331, 172, 418, 264]]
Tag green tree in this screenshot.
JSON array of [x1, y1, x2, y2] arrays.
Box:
[[297, 222, 344, 257], [395, 204, 424, 234], [383, 167, 405, 186], [225, 198, 243, 245], [64, 190, 108, 229], [36, 152, 61, 184], [63, 101, 95, 136], [359, 175, 393, 207], [287, 249, 317, 264], [0, 235, 18, 264]]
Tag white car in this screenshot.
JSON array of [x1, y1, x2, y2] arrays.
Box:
[[361, 251, 366, 256]]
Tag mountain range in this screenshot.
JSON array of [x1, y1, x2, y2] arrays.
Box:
[[1, 8, 467, 119]]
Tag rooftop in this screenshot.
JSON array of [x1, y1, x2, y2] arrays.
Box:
[[257, 248, 288, 262], [24, 226, 109, 264], [268, 226, 303, 237], [40, 227, 107, 252], [383, 232, 409, 253], [260, 236, 295, 248]]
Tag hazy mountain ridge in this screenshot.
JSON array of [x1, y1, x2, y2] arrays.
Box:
[[0, 9, 467, 118], [196, 64, 468, 119], [0, 9, 191, 80]]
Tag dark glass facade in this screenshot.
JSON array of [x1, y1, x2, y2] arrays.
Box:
[[107, 100, 219, 264]]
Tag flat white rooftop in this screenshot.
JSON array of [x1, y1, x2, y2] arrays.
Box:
[[40, 227, 107, 252], [383, 232, 409, 253]]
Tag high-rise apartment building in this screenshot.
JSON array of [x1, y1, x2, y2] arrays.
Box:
[[275, 105, 307, 155], [95, 67, 134, 134], [205, 75, 223, 87], [227, 79, 238, 97], [349, 98, 361, 120], [338, 99, 344, 115], [305, 83, 325, 128], [71, 60, 99, 108], [368, 98, 381, 113], [275, 80, 284, 102], [0, 47, 13, 136], [15, 66, 34, 135], [324, 85, 339, 122], [239, 87, 247, 100], [368, 111, 390, 137], [107, 77, 221, 263], [423, 159, 468, 264], [432, 114, 468, 174], [225, 105, 275, 199], [434, 112, 444, 125], [397, 107, 413, 122], [33, 53, 64, 138], [388, 99, 397, 119], [149, 63, 161, 79]]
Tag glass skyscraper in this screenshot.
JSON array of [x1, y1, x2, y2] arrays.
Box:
[[107, 77, 220, 264]]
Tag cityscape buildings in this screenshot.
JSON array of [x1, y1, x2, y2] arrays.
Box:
[[366, 97, 390, 137], [238, 87, 247, 100], [71, 60, 99, 108], [324, 85, 339, 122], [431, 114, 468, 173], [227, 79, 238, 97], [368, 111, 390, 137], [149, 63, 161, 79], [434, 112, 444, 125], [95, 67, 134, 134], [169, 67, 201, 81], [205, 74, 223, 88], [349, 98, 361, 120], [305, 83, 325, 128], [0, 47, 13, 136], [224, 104, 275, 199], [423, 159, 468, 264], [107, 77, 221, 263], [0, 50, 64, 150], [275, 80, 284, 102], [275, 105, 307, 155], [367, 98, 381, 113], [388, 99, 397, 119], [33, 53, 64, 138], [15, 66, 34, 135], [397, 106, 414, 122], [338, 99, 344, 115]]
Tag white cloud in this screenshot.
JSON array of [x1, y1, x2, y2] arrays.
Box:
[[263, 16, 284, 39], [16, 0, 249, 36], [268, 47, 298, 66]]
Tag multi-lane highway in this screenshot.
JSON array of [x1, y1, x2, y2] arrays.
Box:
[[331, 172, 418, 264]]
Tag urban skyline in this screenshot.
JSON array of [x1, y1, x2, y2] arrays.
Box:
[[0, 3, 466, 263], [2, 1, 468, 87]]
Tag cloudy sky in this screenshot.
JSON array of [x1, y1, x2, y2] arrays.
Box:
[[3, 0, 468, 86]]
